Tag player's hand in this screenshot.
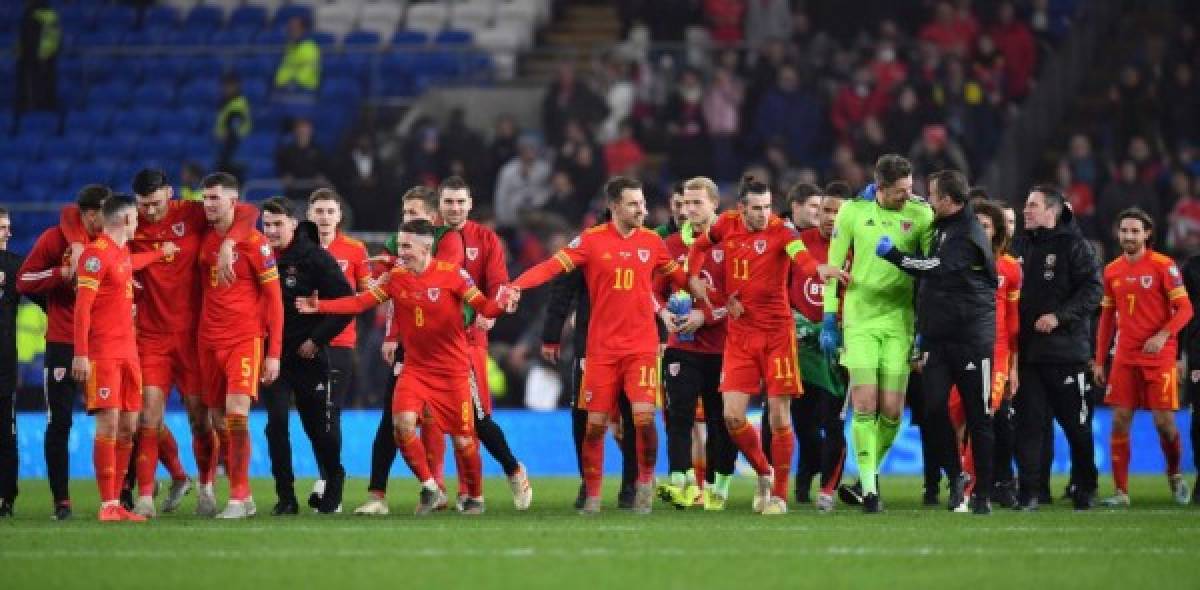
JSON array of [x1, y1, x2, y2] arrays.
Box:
[[1033, 313, 1059, 333], [875, 235, 894, 257], [496, 285, 520, 313], [71, 355, 90, 382], [60, 264, 75, 281], [474, 315, 496, 331], [216, 240, 237, 286], [687, 275, 712, 307], [295, 290, 319, 313], [678, 309, 706, 334], [819, 312, 841, 357], [1091, 362, 1106, 388], [160, 241, 181, 259], [261, 357, 280, 385], [297, 339, 318, 359], [68, 243, 83, 279], [381, 341, 398, 365], [659, 308, 684, 332], [910, 351, 928, 373], [1142, 330, 1169, 354], [816, 264, 850, 285], [1007, 366, 1019, 399], [860, 183, 877, 202], [726, 294, 744, 320], [541, 343, 561, 364]]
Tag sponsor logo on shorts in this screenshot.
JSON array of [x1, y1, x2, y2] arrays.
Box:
[[53, 368, 66, 382], [427, 288, 440, 301], [668, 362, 680, 377], [172, 222, 185, 237], [98, 387, 111, 400], [466, 247, 479, 261]]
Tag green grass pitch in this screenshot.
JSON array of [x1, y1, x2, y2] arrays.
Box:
[[1, 475, 1196, 589]]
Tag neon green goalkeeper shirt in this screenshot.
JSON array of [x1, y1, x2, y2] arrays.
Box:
[[823, 198, 935, 331]]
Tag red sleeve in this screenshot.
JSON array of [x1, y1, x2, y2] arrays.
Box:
[[1006, 266, 1021, 355], [17, 231, 68, 294], [226, 202, 260, 243], [1095, 273, 1115, 366], [482, 232, 509, 298], [512, 241, 586, 291], [72, 249, 105, 356], [436, 231, 465, 266], [59, 205, 88, 244], [130, 250, 165, 271], [352, 246, 371, 291], [320, 280, 391, 315], [456, 272, 502, 319], [246, 242, 284, 357], [686, 228, 715, 279], [1162, 262, 1193, 335], [654, 240, 687, 291]]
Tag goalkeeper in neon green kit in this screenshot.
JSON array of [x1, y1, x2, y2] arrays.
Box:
[[819, 154, 934, 513]]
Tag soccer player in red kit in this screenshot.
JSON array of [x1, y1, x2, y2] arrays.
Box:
[[17, 184, 110, 520], [60, 168, 258, 517], [438, 176, 532, 511], [72, 195, 173, 521], [1094, 208, 1193, 506], [197, 173, 284, 519], [305, 188, 370, 509], [297, 219, 508, 515], [686, 176, 842, 515], [509, 176, 691, 514]]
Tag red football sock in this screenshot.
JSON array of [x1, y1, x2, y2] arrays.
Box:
[[158, 427, 187, 481], [729, 420, 770, 475], [395, 430, 433, 483], [452, 443, 467, 497], [633, 412, 657, 485], [1160, 431, 1182, 477], [455, 438, 483, 498], [821, 446, 847, 495], [226, 415, 251, 500], [192, 427, 217, 485], [421, 419, 446, 490], [216, 426, 232, 474], [770, 426, 794, 499], [135, 426, 159, 496], [961, 438, 976, 496], [581, 422, 606, 499], [694, 460, 706, 489], [115, 436, 134, 500], [1111, 433, 1130, 494], [93, 436, 117, 503]]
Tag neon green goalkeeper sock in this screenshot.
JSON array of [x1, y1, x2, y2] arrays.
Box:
[[669, 471, 687, 488], [713, 473, 733, 498], [851, 412, 879, 495], [684, 468, 696, 486], [876, 414, 901, 464]]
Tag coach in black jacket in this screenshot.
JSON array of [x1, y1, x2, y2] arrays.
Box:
[[260, 198, 354, 515], [1009, 185, 1102, 511], [878, 170, 997, 514], [0, 208, 27, 516], [1180, 254, 1200, 501]]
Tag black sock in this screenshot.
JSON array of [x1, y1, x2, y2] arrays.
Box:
[[476, 415, 520, 476]]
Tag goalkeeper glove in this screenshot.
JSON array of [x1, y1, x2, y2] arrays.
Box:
[[819, 312, 841, 357]]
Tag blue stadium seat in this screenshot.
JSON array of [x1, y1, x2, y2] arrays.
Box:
[[343, 30, 381, 48], [65, 109, 113, 136], [244, 156, 276, 179], [178, 80, 221, 108], [55, 77, 87, 110], [38, 136, 91, 161], [319, 76, 361, 104], [312, 31, 337, 50], [244, 180, 284, 202], [175, 108, 210, 135], [185, 4, 226, 32], [433, 29, 473, 46], [56, 5, 97, 33], [311, 111, 348, 150], [229, 5, 268, 30], [112, 108, 161, 135], [134, 82, 177, 109], [105, 134, 142, 162], [0, 139, 36, 163], [182, 54, 226, 81], [324, 53, 369, 79], [0, 161, 21, 190], [75, 29, 124, 47], [209, 28, 257, 46], [102, 57, 142, 87], [70, 161, 116, 189], [94, 5, 138, 31], [57, 56, 85, 83], [241, 78, 270, 104], [232, 54, 277, 79], [24, 160, 71, 189], [144, 5, 181, 30], [273, 4, 313, 27], [391, 30, 430, 47], [254, 104, 284, 134], [237, 133, 278, 160], [88, 82, 134, 109], [170, 28, 210, 47], [254, 28, 288, 46], [19, 184, 54, 204], [18, 112, 59, 136], [156, 133, 189, 160]]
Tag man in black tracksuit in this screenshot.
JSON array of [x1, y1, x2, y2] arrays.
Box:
[[877, 170, 997, 514], [260, 199, 354, 515], [0, 207, 29, 516], [1180, 253, 1200, 503], [542, 267, 637, 509], [1009, 185, 1102, 511]]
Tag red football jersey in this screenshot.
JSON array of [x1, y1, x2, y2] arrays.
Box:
[[690, 212, 813, 336], [324, 232, 370, 348], [1097, 250, 1193, 366], [59, 201, 257, 341], [995, 253, 1022, 360], [789, 227, 830, 322], [513, 222, 685, 358], [73, 234, 138, 360], [459, 220, 509, 347], [16, 227, 75, 344], [318, 260, 498, 375], [197, 231, 284, 357], [661, 227, 727, 355], [381, 227, 468, 344]]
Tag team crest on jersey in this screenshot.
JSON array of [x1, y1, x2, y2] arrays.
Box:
[[466, 247, 479, 261], [712, 249, 724, 263], [172, 222, 185, 237], [1140, 275, 1153, 289], [458, 268, 475, 286], [668, 363, 681, 377], [754, 239, 767, 254], [637, 249, 650, 263], [338, 260, 348, 272], [53, 368, 66, 382], [285, 275, 297, 288], [902, 220, 913, 233], [98, 387, 110, 400], [260, 244, 272, 258], [84, 256, 101, 273], [1044, 254, 1056, 267], [427, 288, 440, 301]]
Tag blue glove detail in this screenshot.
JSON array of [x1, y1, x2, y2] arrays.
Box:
[[875, 235, 894, 257], [819, 312, 841, 357], [860, 183, 877, 202], [667, 292, 694, 342]]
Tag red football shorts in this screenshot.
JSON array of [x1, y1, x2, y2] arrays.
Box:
[[393, 369, 474, 437], [198, 337, 262, 408], [579, 352, 659, 413], [138, 333, 201, 396], [469, 343, 492, 415], [720, 330, 803, 397], [85, 358, 143, 413], [1105, 362, 1179, 411]]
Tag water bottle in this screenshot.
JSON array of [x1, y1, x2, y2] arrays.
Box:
[[668, 291, 694, 342]]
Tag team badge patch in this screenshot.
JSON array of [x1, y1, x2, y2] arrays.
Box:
[[84, 256, 101, 273], [712, 249, 724, 263], [53, 368, 66, 382], [98, 387, 110, 400], [172, 222, 185, 237], [754, 239, 767, 255], [901, 220, 913, 232], [427, 288, 440, 301], [668, 363, 680, 377], [285, 276, 297, 288], [458, 268, 475, 286], [260, 244, 272, 258], [637, 249, 650, 263], [466, 247, 479, 261], [338, 260, 348, 272], [1140, 275, 1153, 289]]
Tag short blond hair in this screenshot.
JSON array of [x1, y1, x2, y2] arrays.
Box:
[[684, 176, 720, 203]]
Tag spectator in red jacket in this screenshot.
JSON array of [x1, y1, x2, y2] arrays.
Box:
[[831, 66, 889, 143], [988, 1, 1037, 99], [704, 0, 745, 44], [919, 1, 975, 58]]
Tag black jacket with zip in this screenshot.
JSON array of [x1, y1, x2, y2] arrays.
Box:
[[276, 221, 354, 355]]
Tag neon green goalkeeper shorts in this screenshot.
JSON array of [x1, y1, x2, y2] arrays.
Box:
[[841, 327, 913, 390]]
